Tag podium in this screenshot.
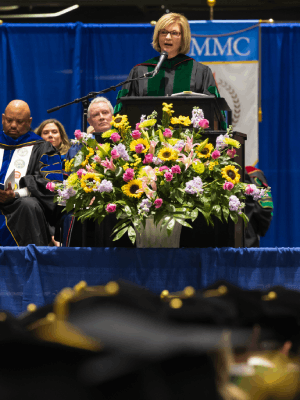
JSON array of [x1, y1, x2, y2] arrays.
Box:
[[120, 95, 247, 248], [121, 95, 230, 131]]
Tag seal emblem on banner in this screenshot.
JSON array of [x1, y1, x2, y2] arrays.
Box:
[[218, 79, 241, 127], [17, 148, 29, 157], [14, 160, 26, 169]]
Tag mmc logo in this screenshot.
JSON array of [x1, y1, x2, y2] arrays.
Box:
[[189, 36, 251, 57]]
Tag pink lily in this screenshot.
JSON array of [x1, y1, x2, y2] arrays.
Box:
[[149, 140, 158, 155], [177, 150, 194, 170], [100, 157, 116, 172], [184, 136, 200, 153]]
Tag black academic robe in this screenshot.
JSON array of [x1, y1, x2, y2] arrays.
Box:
[[115, 54, 217, 113], [0, 131, 63, 246]]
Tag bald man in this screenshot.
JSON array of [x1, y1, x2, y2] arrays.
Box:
[[0, 100, 63, 246]]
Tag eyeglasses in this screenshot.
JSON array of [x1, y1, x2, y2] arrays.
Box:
[[159, 29, 181, 38]]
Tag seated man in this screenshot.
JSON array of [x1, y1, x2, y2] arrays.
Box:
[[66, 96, 114, 160], [0, 100, 63, 246]]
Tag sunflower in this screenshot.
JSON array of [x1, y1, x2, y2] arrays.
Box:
[[170, 115, 191, 126], [224, 137, 241, 148], [196, 143, 214, 159], [111, 114, 128, 129], [122, 180, 143, 198], [130, 138, 150, 153], [157, 147, 178, 162], [81, 172, 101, 193], [221, 165, 241, 184]]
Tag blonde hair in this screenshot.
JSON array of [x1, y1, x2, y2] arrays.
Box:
[[152, 13, 191, 55], [35, 119, 71, 155]]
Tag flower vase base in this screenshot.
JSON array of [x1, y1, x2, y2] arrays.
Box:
[[135, 217, 182, 248]]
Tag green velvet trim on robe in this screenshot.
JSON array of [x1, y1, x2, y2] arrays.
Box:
[[145, 54, 194, 96]]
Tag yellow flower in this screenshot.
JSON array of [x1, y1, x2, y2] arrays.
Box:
[[123, 163, 130, 171], [162, 103, 175, 115], [170, 115, 191, 126], [168, 138, 179, 146], [139, 119, 157, 129], [192, 161, 205, 174], [64, 159, 74, 172], [209, 161, 219, 171], [67, 173, 79, 187], [111, 114, 128, 129], [101, 129, 115, 138], [221, 165, 240, 184], [196, 143, 214, 159], [224, 138, 241, 148], [157, 147, 178, 162], [122, 180, 143, 198], [130, 138, 150, 153], [81, 172, 101, 193]]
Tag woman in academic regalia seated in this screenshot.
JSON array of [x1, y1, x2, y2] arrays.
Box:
[[115, 12, 218, 111], [35, 119, 71, 163]]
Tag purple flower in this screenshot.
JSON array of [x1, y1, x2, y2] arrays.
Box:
[[123, 168, 135, 182], [223, 181, 234, 191], [135, 144, 144, 154], [106, 203, 116, 213], [153, 157, 163, 165], [139, 198, 152, 213], [132, 130, 141, 139], [143, 154, 153, 164], [229, 195, 241, 212], [185, 177, 203, 195], [111, 132, 121, 143], [46, 182, 56, 192], [171, 165, 181, 174], [95, 179, 113, 193], [154, 198, 163, 209], [211, 150, 221, 160], [114, 143, 129, 161], [191, 108, 204, 128], [164, 172, 173, 182], [216, 134, 229, 150]]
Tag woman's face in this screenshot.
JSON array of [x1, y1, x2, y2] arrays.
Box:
[[158, 22, 182, 59], [41, 123, 62, 148]]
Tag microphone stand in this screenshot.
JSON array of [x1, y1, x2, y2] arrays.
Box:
[[47, 72, 153, 132]]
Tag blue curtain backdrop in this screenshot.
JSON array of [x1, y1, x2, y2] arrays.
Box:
[[0, 22, 299, 247]]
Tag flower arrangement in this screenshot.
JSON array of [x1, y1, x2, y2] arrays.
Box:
[[47, 103, 269, 244]]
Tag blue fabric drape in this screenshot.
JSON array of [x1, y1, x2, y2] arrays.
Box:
[[1, 246, 300, 316], [0, 22, 299, 247], [259, 24, 300, 247]]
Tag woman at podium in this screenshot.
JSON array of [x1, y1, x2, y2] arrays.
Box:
[[116, 12, 217, 106]]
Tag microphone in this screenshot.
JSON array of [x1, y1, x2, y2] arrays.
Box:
[[151, 51, 168, 78]]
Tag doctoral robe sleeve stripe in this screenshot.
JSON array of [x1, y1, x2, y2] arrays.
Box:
[[44, 172, 64, 182]]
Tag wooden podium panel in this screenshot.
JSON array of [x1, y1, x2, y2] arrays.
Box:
[[120, 95, 228, 130]]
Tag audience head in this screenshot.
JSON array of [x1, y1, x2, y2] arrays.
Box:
[[2, 100, 32, 139], [87, 97, 113, 133], [35, 119, 70, 155], [152, 13, 191, 57]]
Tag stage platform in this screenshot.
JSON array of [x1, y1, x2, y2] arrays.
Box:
[[1, 246, 300, 316]]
